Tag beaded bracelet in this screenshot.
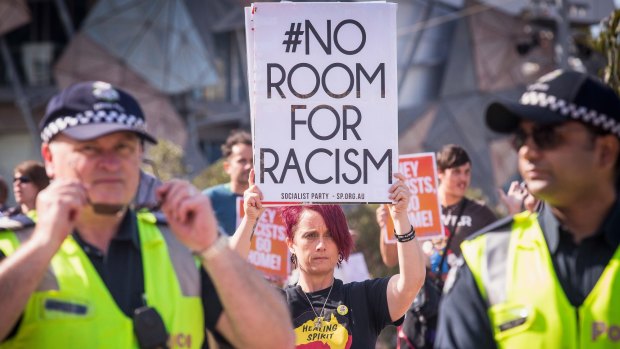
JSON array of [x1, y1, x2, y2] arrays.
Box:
[[393, 225, 416, 242]]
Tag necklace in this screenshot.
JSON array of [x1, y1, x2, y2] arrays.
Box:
[[301, 281, 334, 330]]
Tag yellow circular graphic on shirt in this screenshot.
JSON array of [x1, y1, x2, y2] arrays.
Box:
[[337, 305, 348, 315]]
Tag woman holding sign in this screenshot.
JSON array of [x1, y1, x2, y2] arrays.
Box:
[[233, 171, 425, 349]]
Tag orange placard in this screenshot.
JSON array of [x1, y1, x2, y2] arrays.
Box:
[[238, 199, 290, 282], [384, 153, 444, 242]]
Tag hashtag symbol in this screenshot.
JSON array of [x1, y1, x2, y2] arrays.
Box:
[[282, 23, 303, 53]]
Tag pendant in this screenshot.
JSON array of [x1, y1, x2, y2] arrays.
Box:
[[314, 316, 323, 329]]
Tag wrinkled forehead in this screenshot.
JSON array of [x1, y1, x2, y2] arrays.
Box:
[[50, 131, 141, 146]]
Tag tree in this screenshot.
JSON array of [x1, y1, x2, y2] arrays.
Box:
[[592, 10, 620, 94], [142, 139, 230, 190], [192, 159, 229, 190], [143, 140, 187, 181], [346, 204, 397, 278]]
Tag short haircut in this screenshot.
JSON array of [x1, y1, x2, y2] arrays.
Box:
[[221, 130, 252, 159], [0, 176, 7, 205], [280, 205, 353, 261], [436, 144, 471, 172], [14, 160, 50, 192], [582, 123, 620, 189]]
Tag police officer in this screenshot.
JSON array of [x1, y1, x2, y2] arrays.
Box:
[[0, 81, 295, 348], [435, 70, 620, 348]]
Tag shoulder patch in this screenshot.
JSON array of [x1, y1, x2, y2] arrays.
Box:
[[0, 214, 35, 232], [465, 215, 514, 241]]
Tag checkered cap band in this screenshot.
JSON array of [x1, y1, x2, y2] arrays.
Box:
[[40, 110, 146, 143], [520, 91, 620, 137]]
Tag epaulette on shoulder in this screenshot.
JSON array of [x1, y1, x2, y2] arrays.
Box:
[[0, 214, 35, 232], [152, 211, 168, 225], [135, 208, 169, 226], [465, 215, 514, 241]]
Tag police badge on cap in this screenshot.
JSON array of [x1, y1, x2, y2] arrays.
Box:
[[92, 81, 120, 102], [40, 81, 157, 144]]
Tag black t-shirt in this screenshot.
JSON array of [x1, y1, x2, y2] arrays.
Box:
[[0, 210, 223, 346], [282, 277, 403, 349], [442, 198, 497, 257]]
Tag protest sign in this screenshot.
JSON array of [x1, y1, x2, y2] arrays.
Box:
[[238, 198, 290, 282], [246, 2, 398, 204], [384, 153, 444, 242]]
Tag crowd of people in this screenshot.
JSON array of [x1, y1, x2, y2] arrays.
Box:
[[1, 68, 619, 349]]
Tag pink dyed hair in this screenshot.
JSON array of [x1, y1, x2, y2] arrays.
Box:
[[280, 205, 353, 261]]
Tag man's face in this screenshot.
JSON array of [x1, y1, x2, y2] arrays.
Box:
[[438, 162, 471, 200], [224, 143, 253, 189], [516, 120, 604, 205], [43, 132, 143, 206]]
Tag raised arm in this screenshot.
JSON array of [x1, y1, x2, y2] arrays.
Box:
[[377, 204, 398, 267], [230, 169, 264, 257], [157, 180, 294, 349], [0, 180, 87, 340], [385, 173, 426, 322], [497, 181, 527, 215]]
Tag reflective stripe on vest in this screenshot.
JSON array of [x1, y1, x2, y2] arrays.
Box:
[[0, 211, 204, 349], [462, 211, 620, 349], [480, 229, 511, 307], [0, 229, 23, 259]]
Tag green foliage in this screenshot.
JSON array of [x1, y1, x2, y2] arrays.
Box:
[[592, 10, 620, 94], [142, 140, 187, 181], [142, 139, 229, 190], [345, 204, 397, 278], [192, 159, 229, 190]]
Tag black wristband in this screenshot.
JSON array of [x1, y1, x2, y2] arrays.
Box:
[[393, 225, 416, 242]]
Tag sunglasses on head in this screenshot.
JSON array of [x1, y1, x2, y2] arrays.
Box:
[[511, 123, 565, 151], [13, 176, 32, 184]]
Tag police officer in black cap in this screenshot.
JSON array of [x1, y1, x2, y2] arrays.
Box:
[[0, 81, 295, 348], [435, 70, 620, 348]]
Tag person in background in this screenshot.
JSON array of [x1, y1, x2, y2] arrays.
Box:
[[436, 70, 620, 348], [379, 144, 496, 274], [0, 177, 8, 216], [10, 161, 50, 217], [203, 130, 253, 236], [377, 145, 497, 349], [233, 171, 426, 348], [0, 81, 294, 348]]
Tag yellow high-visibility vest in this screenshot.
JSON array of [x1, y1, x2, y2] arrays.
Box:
[[0, 212, 204, 349], [462, 211, 620, 349]]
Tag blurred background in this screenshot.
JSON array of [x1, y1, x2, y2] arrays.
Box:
[[2, 0, 618, 204], [2, 1, 620, 346], [1, 0, 620, 268]]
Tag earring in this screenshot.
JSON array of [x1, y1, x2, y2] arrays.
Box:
[[290, 253, 298, 269], [337, 253, 344, 267]]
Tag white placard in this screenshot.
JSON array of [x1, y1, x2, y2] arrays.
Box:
[[246, 2, 398, 204]]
